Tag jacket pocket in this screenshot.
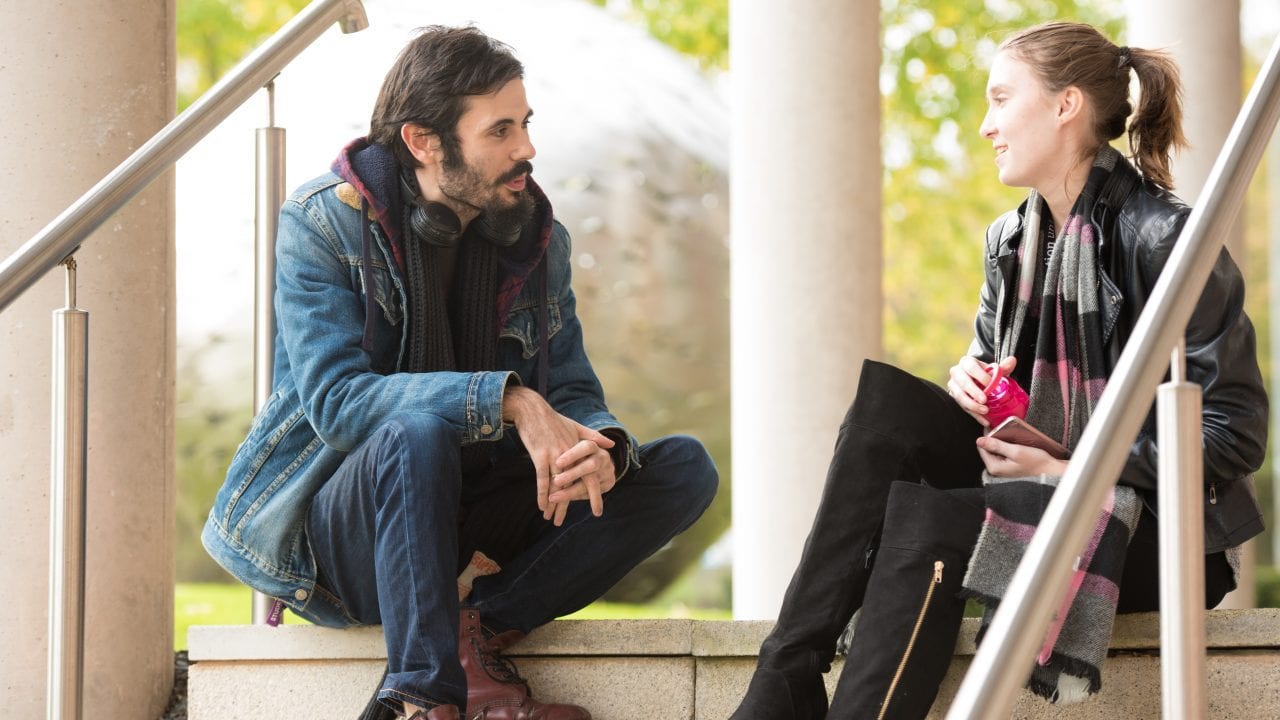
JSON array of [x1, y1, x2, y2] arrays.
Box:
[[352, 259, 402, 328], [219, 393, 308, 527], [499, 299, 563, 359]]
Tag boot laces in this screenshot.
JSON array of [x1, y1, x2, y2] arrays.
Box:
[[474, 638, 529, 689]]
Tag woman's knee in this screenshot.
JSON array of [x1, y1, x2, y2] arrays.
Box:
[[845, 360, 950, 430]]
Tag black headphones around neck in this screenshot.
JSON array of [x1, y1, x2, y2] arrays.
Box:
[[400, 174, 521, 249]]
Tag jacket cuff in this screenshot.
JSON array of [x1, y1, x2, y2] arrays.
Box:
[[597, 426, 641, 479], [470, 371, 520, 443]]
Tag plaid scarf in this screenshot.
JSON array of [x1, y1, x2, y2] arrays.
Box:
[[962, 146, 1142, 704]]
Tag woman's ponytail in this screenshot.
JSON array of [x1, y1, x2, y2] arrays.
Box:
[[1001, 23, 1188, 191], [1125, 48, 1187, 190]]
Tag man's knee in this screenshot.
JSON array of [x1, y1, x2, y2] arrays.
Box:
[[639, 434, 719, 509], [373, 412, 458, 453], [364, 413, 462, 492]]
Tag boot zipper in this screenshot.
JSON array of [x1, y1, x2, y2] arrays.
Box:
[[877, 560, 944, 720], [1209, 482, 1217, 505]]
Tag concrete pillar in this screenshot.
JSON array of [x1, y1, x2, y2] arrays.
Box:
[[1127, 0, 1245, 259], [0, 1, 176, 716], [730, 0, 882, 619], [1125, 1, 1254, 608]]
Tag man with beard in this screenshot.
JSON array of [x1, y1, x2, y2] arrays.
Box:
[[202, 26, 718, 720]]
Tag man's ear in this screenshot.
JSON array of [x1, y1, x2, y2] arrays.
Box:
[[1057, 86, 1085, 125], [400, 123, 443, 167]]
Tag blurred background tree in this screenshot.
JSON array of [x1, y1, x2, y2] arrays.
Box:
[[177, 0, 309, 110]]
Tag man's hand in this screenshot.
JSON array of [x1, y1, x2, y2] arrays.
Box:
[[975, 434, 1068, 477], [503, 385, 616, 526], [948, 355, 1017, 427]]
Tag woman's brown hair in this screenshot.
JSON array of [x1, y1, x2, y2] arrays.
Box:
[[1000, 22, 1187, 190]]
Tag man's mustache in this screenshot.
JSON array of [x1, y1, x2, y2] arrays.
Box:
[[498, 161, 534, 185]]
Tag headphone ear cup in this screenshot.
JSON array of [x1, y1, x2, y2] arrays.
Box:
[[408, 198, 463, 248], [401, 172, 462, 248], [474, 212, 522, 248]]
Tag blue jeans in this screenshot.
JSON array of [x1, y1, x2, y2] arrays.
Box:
[[303, 412, 718, 710]]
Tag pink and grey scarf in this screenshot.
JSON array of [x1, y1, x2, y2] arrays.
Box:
[[962, 146, 1142, 704]]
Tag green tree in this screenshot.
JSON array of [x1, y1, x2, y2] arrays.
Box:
[[587, 0, 729, 71], [177, 0, 309, 109], [880, 0, 1122, 378]]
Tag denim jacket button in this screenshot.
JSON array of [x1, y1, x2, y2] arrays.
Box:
[[481, 424, 493, 435], [294, 588, 309, 601]]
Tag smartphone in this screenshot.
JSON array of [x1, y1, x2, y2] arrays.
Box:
[[986, 416, 1070, 460]]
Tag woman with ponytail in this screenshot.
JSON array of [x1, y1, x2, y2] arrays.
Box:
[[731, 22, 1266, 719]]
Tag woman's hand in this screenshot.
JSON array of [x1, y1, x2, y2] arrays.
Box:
[[948, 355, 1017, 427], [976, 434, 1069, 477]]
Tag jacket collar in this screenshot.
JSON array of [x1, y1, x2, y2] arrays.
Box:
[[331, 137, 554, 325], [995, 152, 1145, 260]]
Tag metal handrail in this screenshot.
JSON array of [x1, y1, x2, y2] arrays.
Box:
[[947, 30, 1280, 720], [0, 0, 367, 314]]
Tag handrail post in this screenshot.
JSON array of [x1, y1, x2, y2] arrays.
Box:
[[48, 256, 88, 720], [1158, 340, 1207, 719], [252, 82, 287, 625]]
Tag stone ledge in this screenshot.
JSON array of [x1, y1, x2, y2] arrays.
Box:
[[188, 611, 1280, 720], [189, 618, 694, 661], [689, 608, 1280, 657], [191, 608, 1280, 662]]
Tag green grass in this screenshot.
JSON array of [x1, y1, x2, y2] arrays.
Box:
[[175, 582, 730, 650]]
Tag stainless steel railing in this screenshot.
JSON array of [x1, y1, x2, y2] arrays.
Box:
[[0, 2, 369, 717], [0, 0, 367, 314], [252, 81, 288, 625], [947, 30, 1280, 720]]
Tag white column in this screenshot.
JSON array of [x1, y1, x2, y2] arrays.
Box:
[[0, 1, 176, 716], [1126, 0, 1243, 257], [1125, 0, 1254, 608], [730, 0, 882, 619]]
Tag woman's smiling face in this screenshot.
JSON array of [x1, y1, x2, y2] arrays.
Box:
[[979, 51, 1071, 192]]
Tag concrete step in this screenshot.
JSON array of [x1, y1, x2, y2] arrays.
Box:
[[189, 609, 1280, 719]]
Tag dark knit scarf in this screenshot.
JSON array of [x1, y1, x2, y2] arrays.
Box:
[[961, 146, 1142, 704], [335, 138, 556, 558], [399, 204, 499, 390]]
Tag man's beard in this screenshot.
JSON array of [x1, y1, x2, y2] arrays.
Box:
[[438, 157, 536, 237]]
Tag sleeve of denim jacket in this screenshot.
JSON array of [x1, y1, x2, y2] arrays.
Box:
[[540, 224, 641, 477], [1116, 209, 1268, 493], [274, 194, 514, 452]]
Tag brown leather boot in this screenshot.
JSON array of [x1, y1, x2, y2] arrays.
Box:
[[407, 706, 460, 720], [458, 608, 591, 720]]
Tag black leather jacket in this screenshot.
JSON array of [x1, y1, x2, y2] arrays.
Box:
[[969, 158, 1266, 553]]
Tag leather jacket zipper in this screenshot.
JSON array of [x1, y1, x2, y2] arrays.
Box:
[[878, 560, 944, 720]]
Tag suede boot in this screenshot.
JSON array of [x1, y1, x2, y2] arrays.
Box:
[[459, 608, 591, 720], [731, 362, 984, 720], [826, 482, 985, 720]]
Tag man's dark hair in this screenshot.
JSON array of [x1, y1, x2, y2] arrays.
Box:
[[369, 26, 524, 170]]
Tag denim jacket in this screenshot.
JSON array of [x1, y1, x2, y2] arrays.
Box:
[[202, 159, 639, 616]]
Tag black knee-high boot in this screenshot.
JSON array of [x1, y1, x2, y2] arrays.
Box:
[[826, 482, 985, 720], [731, 362, 983, 720]]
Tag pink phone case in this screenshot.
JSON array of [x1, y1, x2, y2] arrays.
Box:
[[986, 416, 1070, 459]]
